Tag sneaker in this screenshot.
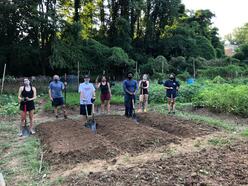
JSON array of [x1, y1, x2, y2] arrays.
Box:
[[144, 109, 147, 113], [30, 128, 36, 135], [64, 115, 68, 119], [172, 111, 176, 115], [137, 109, 142, 113], [56, 115, 58, 119], [18, 131, 23, 137], [168, 111, 171, 115]]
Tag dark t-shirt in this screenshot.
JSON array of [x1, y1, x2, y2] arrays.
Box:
[[164, 80, 180, 94]]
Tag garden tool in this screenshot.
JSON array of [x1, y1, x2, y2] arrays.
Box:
[[22, 100, 30, 137], [84, 101, 97, 134], [131, 96, 139, 124]]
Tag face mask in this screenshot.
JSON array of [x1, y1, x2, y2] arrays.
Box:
[[85, 80, 90, 84], [54, 79, 58, 83], [102, 79, 106, 82], [24, 80, 30, 86], [169, 77, 174, 80]]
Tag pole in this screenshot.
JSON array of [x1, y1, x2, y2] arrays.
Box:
[[1, 64, 6, 95], [135, 61, 138, 79], [64, 73, 67, 105], [77, 61, 80, 87], [193, 59, 196, 79]]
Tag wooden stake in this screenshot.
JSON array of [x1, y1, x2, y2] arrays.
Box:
[[1, 64, 6, 95]]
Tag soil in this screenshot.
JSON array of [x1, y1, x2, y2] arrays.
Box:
[[137, 112, 218, 138], [36, 113, 217, 166], [63, 140, 248, 186]]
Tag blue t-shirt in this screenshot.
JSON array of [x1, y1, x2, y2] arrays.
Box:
[[123, 79, 138, 95], [49, 81, 64, 98], [164, 80, 180, 94]]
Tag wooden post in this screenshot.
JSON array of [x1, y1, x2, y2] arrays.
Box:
[[1, 64, 6, 95], [77, 61, 80, 87], [135, 61, 138, 79], [193, 59, 196, 79]]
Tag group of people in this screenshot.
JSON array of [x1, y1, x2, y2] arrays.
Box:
[[17, 72, 180, 136]]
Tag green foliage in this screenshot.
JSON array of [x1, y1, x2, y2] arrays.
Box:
[[0, 95, 18, 115], [212, 76, 226, 84], [193, 84, 248, 117], [177, 71, 191, 81]]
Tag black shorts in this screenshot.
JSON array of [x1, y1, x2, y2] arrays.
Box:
[[52, 97, 64, 107], [80, 104, 92, 115], [20, 101, 35, 112], [166, 92, 177, 99]]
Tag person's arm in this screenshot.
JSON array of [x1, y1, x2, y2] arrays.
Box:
[[176, 81, 180, 91], [18, 86, 23, 103], [95, 82, 101, 89], [79, 84, 85, 102], [48, 88, 53, 101], [107, 82, 112, 97], [27, 87, 37, 101]]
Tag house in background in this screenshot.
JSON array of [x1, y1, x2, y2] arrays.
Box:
[[224, 44, 238, 56]]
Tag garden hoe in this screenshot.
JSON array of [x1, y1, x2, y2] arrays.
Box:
[[132, 97, 139, 124], [22, 101, 30, 137], [84, 103, 97, 134]]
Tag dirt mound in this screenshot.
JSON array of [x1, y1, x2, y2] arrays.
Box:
[[95, 115, 178, 153], [36, 115, 179, 165], [64, 141, 248, 185], [36, 120, 120, 165], [137, 112, 218, 138]]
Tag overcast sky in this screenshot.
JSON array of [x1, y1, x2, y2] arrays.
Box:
[[182, 0, 248, 38]]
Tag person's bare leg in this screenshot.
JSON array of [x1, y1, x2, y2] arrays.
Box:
[[101, 100, 105, 113], [167, 98, 171, 113], [144, 94, 148, 112], [107, 100, 111, 113], [138, 95, 143, 112], [172, 99, 176, 113], [54, 106, 58, 118], [19, 111, 26, 134], [62, 105, 67, 118]]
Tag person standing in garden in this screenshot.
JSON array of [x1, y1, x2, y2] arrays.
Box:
[[164, 73, 180, 114], [48, 75, 67, 119], [18, 78, 37, 136], [79, 74, 96, 120], [95, 75, 112, 114], [123, 72, 138, 117], [138, 74, 149, 113]]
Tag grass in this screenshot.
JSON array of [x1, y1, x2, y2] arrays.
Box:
[[44, 92, 124, 111], [208, 138, 231, 146], [0, 120, 50, 186]]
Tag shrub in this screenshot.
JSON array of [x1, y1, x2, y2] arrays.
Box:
[[193, 84, 248, 117]]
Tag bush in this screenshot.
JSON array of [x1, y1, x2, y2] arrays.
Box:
[[193, 84, 248, 117]]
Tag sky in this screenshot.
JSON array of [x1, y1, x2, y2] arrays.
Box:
[[182, 0, 248, 39]]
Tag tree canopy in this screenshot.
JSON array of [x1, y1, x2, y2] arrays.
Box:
[[0, 0, 225, 78]]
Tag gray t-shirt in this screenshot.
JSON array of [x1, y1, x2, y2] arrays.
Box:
[[78, 82, 95, 104], [49, 81, 64, 98]]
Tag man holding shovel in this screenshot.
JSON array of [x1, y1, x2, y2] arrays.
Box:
[[49, 75, 67, 119], [79, 74, 96, 124], [164, 74, 180, 114], [123, 72, 138, 117], [18, 78, 37, 136]]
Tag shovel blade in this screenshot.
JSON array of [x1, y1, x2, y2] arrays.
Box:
[[22, 126, 30, 137], [84, 120, 97, 134]]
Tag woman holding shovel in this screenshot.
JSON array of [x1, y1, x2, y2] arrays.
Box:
[[18, 78, 37, 136], [138, 74, 149, 113], [164, 74, 180, 114], [95, 75, 112, 114]]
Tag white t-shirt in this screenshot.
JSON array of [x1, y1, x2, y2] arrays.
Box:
[[78, 82, 95, 104]]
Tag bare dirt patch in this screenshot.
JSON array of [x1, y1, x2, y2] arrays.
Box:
[[63, 140, 248, 186], [137, 112, 218, 138]]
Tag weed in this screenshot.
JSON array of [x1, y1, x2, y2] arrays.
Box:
[[208, 138, 231, 146]]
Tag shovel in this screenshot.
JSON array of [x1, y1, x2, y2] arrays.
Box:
[[131, 96, 139, 124], [22, 101, 30, 137], [84, 102, 97, 134]]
